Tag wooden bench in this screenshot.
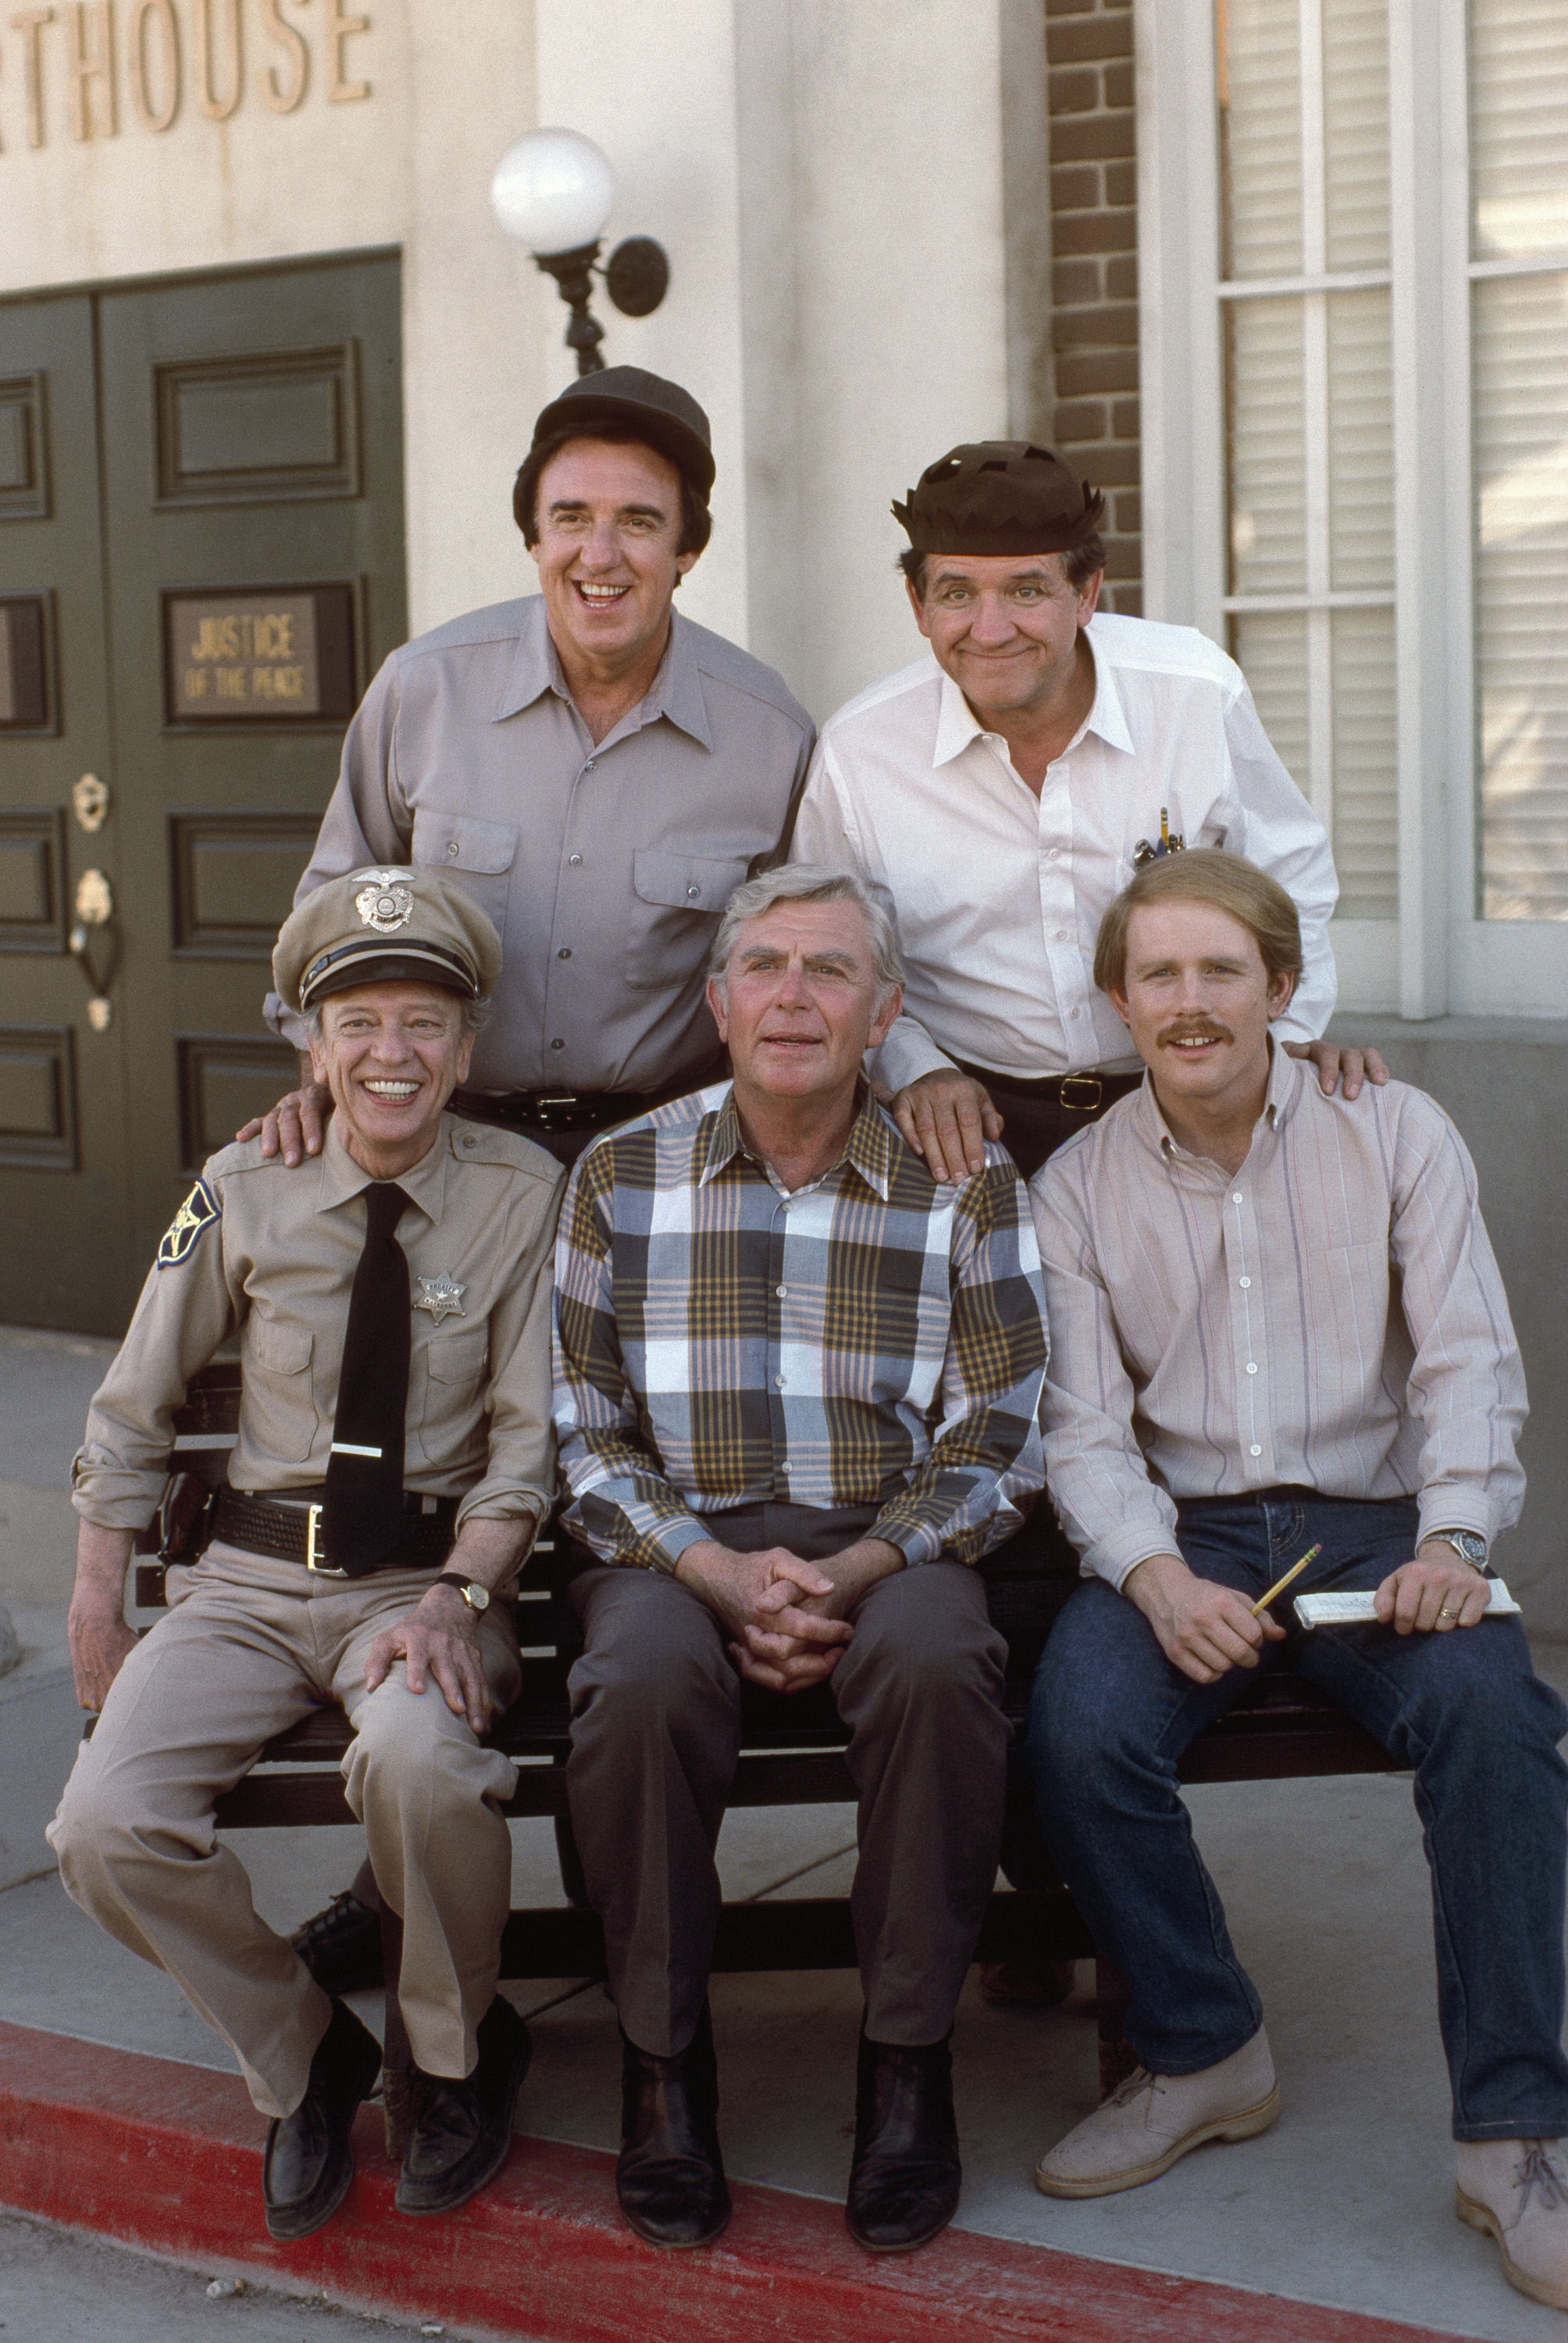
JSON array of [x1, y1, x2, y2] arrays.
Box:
[[134, 1361, 1401, 2143]]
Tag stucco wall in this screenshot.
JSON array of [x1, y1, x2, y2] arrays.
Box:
[[0, 1, 550, 644], [1326, 1018, 1568, 1635], [0, 1, 1020, 717]]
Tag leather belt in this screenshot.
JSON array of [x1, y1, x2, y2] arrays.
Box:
[[454, 1057, 727, 1135], [212, 1488, 458, 1578], [954, 1061, 1144, 1111]]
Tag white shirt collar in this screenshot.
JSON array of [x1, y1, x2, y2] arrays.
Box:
[[929, 626, 1135, 772]]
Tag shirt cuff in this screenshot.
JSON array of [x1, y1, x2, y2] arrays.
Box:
[[264, 990, 311, 1051], [453, 1480, 554, 1540], [647, 1512, 715, 1573], [1416, 1491, 1495, 1551], [71, 1485, 162, 1534], [1082, 1519, 1185, 1592], [870, 1022, 957, 1093]]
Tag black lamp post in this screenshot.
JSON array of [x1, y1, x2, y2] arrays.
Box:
[[492, 127, 670, 376]]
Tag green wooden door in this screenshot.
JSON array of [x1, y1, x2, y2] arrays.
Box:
[[0, 253, 405, 1333]]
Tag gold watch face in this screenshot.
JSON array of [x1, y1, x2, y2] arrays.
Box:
[[463, 1580, 490, 1613]]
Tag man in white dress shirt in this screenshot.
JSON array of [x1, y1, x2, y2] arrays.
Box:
[[791, 442, 1384, 1184], [1024, 850, 1568, 2315]]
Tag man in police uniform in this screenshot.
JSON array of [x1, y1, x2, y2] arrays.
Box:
[[51, 869, 564, 2241]]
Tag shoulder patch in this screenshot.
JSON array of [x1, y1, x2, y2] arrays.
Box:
[[157, 1179, 220, 1268]]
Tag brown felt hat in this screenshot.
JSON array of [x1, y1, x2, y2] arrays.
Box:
[[893, 441, 1105, 556], [273, 867, 503, 1014]]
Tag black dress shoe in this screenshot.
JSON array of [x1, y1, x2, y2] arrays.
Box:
[[395, 1995, 533, 2216], [846, 2026, 962, 2252], [288, 1889, 384, 1995], [262, 1999, 383, 2241], [617, 2001, 731, 2248]]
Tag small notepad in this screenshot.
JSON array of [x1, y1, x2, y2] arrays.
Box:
[[1293, 1579, 1520, 1630]]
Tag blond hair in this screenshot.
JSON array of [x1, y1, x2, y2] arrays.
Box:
[[1092, 851, 1304, 997]]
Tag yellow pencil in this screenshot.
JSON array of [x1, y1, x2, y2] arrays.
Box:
[[1249, 1542, 1323, 1617]]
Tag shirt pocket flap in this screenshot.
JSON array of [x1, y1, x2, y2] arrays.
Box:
[[247, 1320, 312, 1375], [426, 1328, 490, 1385], [632, 848, 747, 913], [412, 806, 520, 876]]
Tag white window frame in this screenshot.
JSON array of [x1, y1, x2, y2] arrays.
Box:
[[1134, 0, 1568, 1018]]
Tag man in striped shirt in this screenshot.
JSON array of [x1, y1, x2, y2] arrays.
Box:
[[552, 865, 1047, 2256], [1025, 851, 1568, 2313]]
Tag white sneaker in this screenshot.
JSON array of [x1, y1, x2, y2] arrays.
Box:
[[1035, 2027, 1279, 2200], [1456, 2138, 1568, 2309]]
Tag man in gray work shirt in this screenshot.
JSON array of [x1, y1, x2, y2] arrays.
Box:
[[251, 366, 814, 1167], [245, 366, 814, 1988]]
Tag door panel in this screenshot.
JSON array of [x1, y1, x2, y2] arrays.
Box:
[[0, 255, 406, 1332], [0, 294, 133, 1325]]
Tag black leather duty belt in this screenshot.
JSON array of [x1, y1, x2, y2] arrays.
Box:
[[212, 1489, 459, 1578], [954, 1061, 1144, 1111]]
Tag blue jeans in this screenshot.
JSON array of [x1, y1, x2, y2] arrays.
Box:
[[1025, 1490, 1568, 2139]]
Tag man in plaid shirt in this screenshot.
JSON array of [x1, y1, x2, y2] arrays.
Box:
[[551, 865, 1047, 2256]]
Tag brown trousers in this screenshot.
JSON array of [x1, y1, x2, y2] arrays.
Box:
[[565, 1507, 1010, 2059], [49, 1540, 521, 2118]]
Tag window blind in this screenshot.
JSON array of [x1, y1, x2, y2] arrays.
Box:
[[1470, 0, 1568, 920], [1217, 0, 1399, 919]]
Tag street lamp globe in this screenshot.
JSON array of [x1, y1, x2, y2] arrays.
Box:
[[490, 127, 615, 258]]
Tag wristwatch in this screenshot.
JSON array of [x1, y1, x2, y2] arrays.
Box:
[[432, 1571, 491, 1614], [1420, 1528, 1488, 1573]]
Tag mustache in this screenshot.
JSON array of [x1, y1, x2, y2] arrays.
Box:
[[1157, 1021, 1235, 1047]]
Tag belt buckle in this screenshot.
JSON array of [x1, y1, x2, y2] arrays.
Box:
[[305, 1504, 348, 1579], [1059, 1075, 1103, 1112], [533, 1093, 579, 1129]]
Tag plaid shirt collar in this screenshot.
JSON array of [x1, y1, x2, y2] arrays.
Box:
[[697, 1081, 896, 1201]]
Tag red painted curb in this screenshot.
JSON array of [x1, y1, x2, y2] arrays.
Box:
[[0, 2020, 1463, 2343]]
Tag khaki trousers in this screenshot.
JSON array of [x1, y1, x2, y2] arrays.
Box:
[[566, 1510, 1010, 2059], [49, 1539, 521, 2119]]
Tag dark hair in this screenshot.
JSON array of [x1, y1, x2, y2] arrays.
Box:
[[513, 425, 712, 557], [899, 535, 1107, 600]]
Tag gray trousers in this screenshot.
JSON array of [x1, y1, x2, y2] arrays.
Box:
[[565, 1505, 1010, 2057]]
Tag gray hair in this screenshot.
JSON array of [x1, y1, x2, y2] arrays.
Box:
[[707, 865, 905, 1001], [306, 990, 493, 1045]]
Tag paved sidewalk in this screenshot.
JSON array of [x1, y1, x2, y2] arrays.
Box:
[[0, 2209, 434, 2343], [2, 1323, 1566, 2341]]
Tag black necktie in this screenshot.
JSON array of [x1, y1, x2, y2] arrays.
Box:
[[323, 1182, 411, 1576]]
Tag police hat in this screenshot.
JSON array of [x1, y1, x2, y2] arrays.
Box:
[[893, 441, 1105, 557], [526, 365, 715, 497], [273, 868, 504, 1015]]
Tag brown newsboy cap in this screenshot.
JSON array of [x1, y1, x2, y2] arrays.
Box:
[[273, 867, 503, 1015], [893, 441, 1105, 556]]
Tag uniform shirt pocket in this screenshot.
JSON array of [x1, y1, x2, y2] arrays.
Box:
[[625, 848, 749, 990], [418, 1326, 491, 1467], [239, 1318, 317, 1464], [411, 807, 519, 949]]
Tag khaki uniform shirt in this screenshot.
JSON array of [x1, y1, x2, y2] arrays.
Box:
[[73, 1114, 565, 1539], [263, 597, 815, 1097]]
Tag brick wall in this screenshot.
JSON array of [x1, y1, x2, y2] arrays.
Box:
[[1045, 0, 1141, 615]]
